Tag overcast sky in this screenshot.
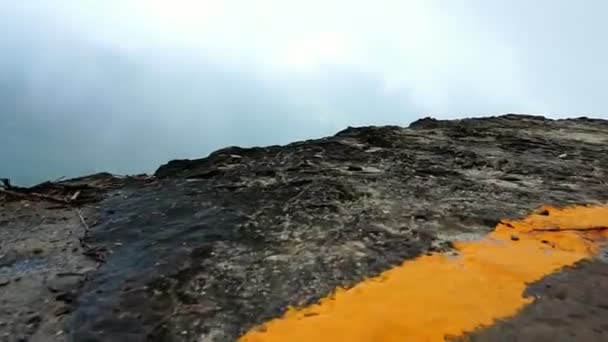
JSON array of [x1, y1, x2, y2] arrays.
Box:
[[1, 0, 607, 185]]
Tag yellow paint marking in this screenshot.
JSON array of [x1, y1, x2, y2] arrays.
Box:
[[239, 205, 608, 342]]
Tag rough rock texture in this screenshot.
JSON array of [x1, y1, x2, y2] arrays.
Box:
[[1, 114, 608, 341], [0, 201, 97, 342]]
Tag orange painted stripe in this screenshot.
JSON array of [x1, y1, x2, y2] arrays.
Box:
[[239, 205, 608, 342]]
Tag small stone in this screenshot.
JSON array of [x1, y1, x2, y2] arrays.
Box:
[[492, 158, 509, 169], [558, 153, 568, 159], [361, 166, 382, 173], [46, 274, 83, 293], [0, 276, 10, 286], [537, 209, 550, 216], [26, 314, 41, 325], [55, 306, 70, 316], [265, 254, 289, 262], [510, 235, 520, 241]]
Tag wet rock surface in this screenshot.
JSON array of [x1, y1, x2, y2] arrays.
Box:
[[1, 114, 608, 341]]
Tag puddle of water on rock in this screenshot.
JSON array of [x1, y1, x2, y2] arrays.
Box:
[[239, 205, 608, 342]]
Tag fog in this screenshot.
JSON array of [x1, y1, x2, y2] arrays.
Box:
[[1, 0, 607, 185]]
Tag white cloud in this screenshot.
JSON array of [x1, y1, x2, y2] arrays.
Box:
[[279, 31, 354, 72], [3, 0, 607, 117]]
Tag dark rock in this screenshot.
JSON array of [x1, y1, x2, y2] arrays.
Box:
[[409, 117, 444, 129]]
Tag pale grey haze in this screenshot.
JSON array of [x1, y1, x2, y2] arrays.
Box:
[[1, 0, 607, 185]]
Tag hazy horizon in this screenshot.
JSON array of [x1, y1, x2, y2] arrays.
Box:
[[1, 1, 607, 185]]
